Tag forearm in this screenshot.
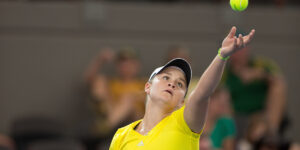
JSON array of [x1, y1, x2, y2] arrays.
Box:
[[85, 58, 104, 84], [190, 27, 254, 101], [190, 55, 227, 101], [223, 138, 235, 150], [184, 54, 227, 132], [266, 76, 287, 132], [184, 26, 255, 132]]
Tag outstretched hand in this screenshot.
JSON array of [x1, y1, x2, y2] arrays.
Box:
[[220, 26, 255, 58], [98, 47, 115, 63]]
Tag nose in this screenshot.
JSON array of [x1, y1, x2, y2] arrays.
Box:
[[168, 83, 175, 89]]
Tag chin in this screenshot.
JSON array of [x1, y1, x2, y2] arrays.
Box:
[[154, 95, 173, 105]]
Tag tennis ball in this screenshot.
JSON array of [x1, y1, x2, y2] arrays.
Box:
[[230, 0, 248, 12]]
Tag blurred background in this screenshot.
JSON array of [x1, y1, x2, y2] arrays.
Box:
[[0, 0, 299, 150]]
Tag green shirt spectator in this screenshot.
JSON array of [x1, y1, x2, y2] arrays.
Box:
[[223, 57, 280, 114], [210, 117, 236, 149]]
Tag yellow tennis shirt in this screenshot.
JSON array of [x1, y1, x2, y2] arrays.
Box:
[[109, 106, 202, 150]]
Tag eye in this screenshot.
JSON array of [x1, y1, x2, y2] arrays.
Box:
[[177, 82, 183, 88], [162, 76, 169, 80]]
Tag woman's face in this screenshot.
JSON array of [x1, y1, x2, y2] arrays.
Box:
[[145, 66, 187, 110], [117, 59, 140, 79], [209, 89, 231, 117]]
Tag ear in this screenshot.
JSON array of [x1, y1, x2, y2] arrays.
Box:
[[145, 82, 151, 94]]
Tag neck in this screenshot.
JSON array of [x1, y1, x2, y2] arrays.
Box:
[[230, 57, 249, 69], [136, 99, 172, 135]]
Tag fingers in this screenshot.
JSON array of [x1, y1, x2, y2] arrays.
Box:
[[239, 34, 245, 48], [227, 26, 237, 38], [99, 48, 115, 62], [234, 34, 244, 49], [248, 29, 256, 42], [244, 29, 256, 44], [233, 36, 237, 47]]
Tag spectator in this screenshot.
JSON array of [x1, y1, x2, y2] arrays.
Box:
[[203, 88, 236, 150], [84, 47, 146, 137], [0, 134, 15, 150], [165, 45, 191, 63], [238, 114, 300, 150], [222, 37, 287, 138], [238, 114, 268, 150], [199, 134, 212, 150]]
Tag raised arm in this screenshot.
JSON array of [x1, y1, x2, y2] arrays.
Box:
[[184, 26, 255, 133], [266, 74, 287, 133], [84, 48, 115, 85]]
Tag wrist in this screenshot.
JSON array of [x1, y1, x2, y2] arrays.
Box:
[[218, 48, 230, 61]]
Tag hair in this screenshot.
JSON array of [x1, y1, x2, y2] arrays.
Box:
[[116, 47, 139, 63], [166, 45, 191, 62]]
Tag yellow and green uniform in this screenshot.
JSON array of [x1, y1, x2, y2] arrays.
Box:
[[109, 78, 146, 114], [109, 106, 202, 150], [223, 57, 280, 114]]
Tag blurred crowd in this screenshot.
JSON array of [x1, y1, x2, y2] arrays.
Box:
[[0, 43, 299, 150], [15, 0, 300, 8]]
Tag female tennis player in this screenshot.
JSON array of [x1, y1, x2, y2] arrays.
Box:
[[109, 26, 255, 150]]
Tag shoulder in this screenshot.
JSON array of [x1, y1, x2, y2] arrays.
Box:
[[171, 106, 202, 138], [216, 117, 235, 126], [115, 120, 141, 136], [252, 56, 281, 75], [215, 116, 236, 134], [110, 120, 141, 149]]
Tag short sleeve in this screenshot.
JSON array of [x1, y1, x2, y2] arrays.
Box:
[[172, 106, 202, 139], [109, 129, 123, 150], [221, 117, 236, 138], [210, 117, 236, 148]]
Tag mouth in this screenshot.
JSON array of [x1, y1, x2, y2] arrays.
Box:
[[165, 89, 173, 96]]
